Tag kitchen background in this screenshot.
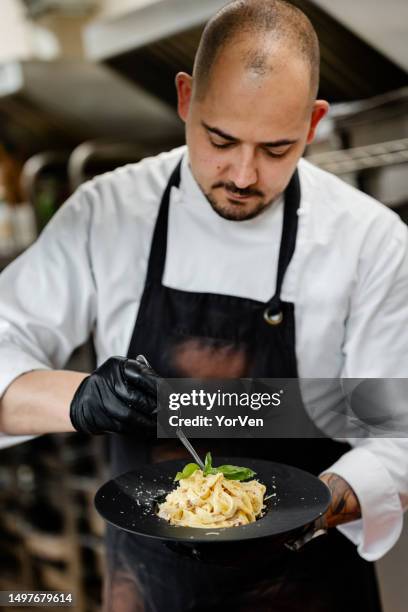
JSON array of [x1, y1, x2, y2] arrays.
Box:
[[0, 1, 407, 610]]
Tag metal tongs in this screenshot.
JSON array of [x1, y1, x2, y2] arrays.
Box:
[[176, 428, 205, 470]]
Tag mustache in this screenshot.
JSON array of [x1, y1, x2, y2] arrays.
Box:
[[212, 182, 264, 198]]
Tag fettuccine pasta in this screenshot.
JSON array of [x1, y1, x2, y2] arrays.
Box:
[[157, 469, 266, 528]]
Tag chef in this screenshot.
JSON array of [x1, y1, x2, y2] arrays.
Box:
[[0, 1, 407, 610]]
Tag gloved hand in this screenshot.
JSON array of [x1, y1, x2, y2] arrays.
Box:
[[70, 355, 159, 435]]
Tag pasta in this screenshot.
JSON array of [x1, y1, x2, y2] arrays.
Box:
[[157, 469, 266, 528]]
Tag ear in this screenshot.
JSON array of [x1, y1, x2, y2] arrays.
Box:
[[306, 100, 330, 144], [175, 72, 193, 123]]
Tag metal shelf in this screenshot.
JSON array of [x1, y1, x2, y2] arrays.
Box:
[[308, 137, 408, 175]]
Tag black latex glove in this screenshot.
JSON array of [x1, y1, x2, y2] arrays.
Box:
[[70, 355, 159, 435]]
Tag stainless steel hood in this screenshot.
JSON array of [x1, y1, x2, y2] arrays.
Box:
[[84, 0, 407, 107], [0, 59, 183, 152]]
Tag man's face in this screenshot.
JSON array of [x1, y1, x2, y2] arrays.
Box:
[[176, 41, 328, 221]]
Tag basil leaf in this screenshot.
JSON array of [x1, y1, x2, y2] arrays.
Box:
[[174, 453, 256, 482], [174, 462, 199, 481], [204, 452, 213, 475], [216, 465, 256, 481], [224, 469, 256, 481]]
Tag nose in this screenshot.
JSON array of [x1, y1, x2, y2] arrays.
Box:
[[228, 147, 258, 189]]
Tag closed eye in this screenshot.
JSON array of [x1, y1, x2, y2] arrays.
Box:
[[263, 147, 290, 158], [210, 141, 235, 149], [209, 134, 290, 156]]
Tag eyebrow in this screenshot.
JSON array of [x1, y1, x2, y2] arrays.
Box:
[[201, 121, 298, 148]]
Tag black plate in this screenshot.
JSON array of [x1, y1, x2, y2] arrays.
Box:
[[95, 457, 330, 544]]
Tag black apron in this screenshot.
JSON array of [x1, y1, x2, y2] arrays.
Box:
[[104, 160, 382, 612]]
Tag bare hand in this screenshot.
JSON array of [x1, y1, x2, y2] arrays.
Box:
[[318, 472, 361, 529]]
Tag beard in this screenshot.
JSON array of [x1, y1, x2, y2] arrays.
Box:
[[203, 182, 276, 221], [204, 192, 270, 221]]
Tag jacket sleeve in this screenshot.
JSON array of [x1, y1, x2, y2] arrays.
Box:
[[0, 187, 97, 444], [323, 218, 408, 560]]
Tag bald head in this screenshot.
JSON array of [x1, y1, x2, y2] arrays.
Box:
[[193, 0, 320, 101]]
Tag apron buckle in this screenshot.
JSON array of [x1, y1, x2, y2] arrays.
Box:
[[263, 308, 283, 326]]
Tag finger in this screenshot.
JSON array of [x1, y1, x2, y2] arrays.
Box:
[[123, 359, 159, 396], [101, 394, 157, 426], [135, 354, 150, 366], [113, 378, 158, 416], [134, 355, 160, 379], [131, 392, 158, 416], [114, 379, 158, 416]]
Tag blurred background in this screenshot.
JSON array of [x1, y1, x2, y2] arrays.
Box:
[[0, 1, 407, 610]]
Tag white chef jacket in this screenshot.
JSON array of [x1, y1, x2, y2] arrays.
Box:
[[0, 145, 407, 561]]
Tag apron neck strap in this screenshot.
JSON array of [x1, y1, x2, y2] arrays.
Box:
[[272, 169, 301, 306], [146, 158, 182, 281]]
